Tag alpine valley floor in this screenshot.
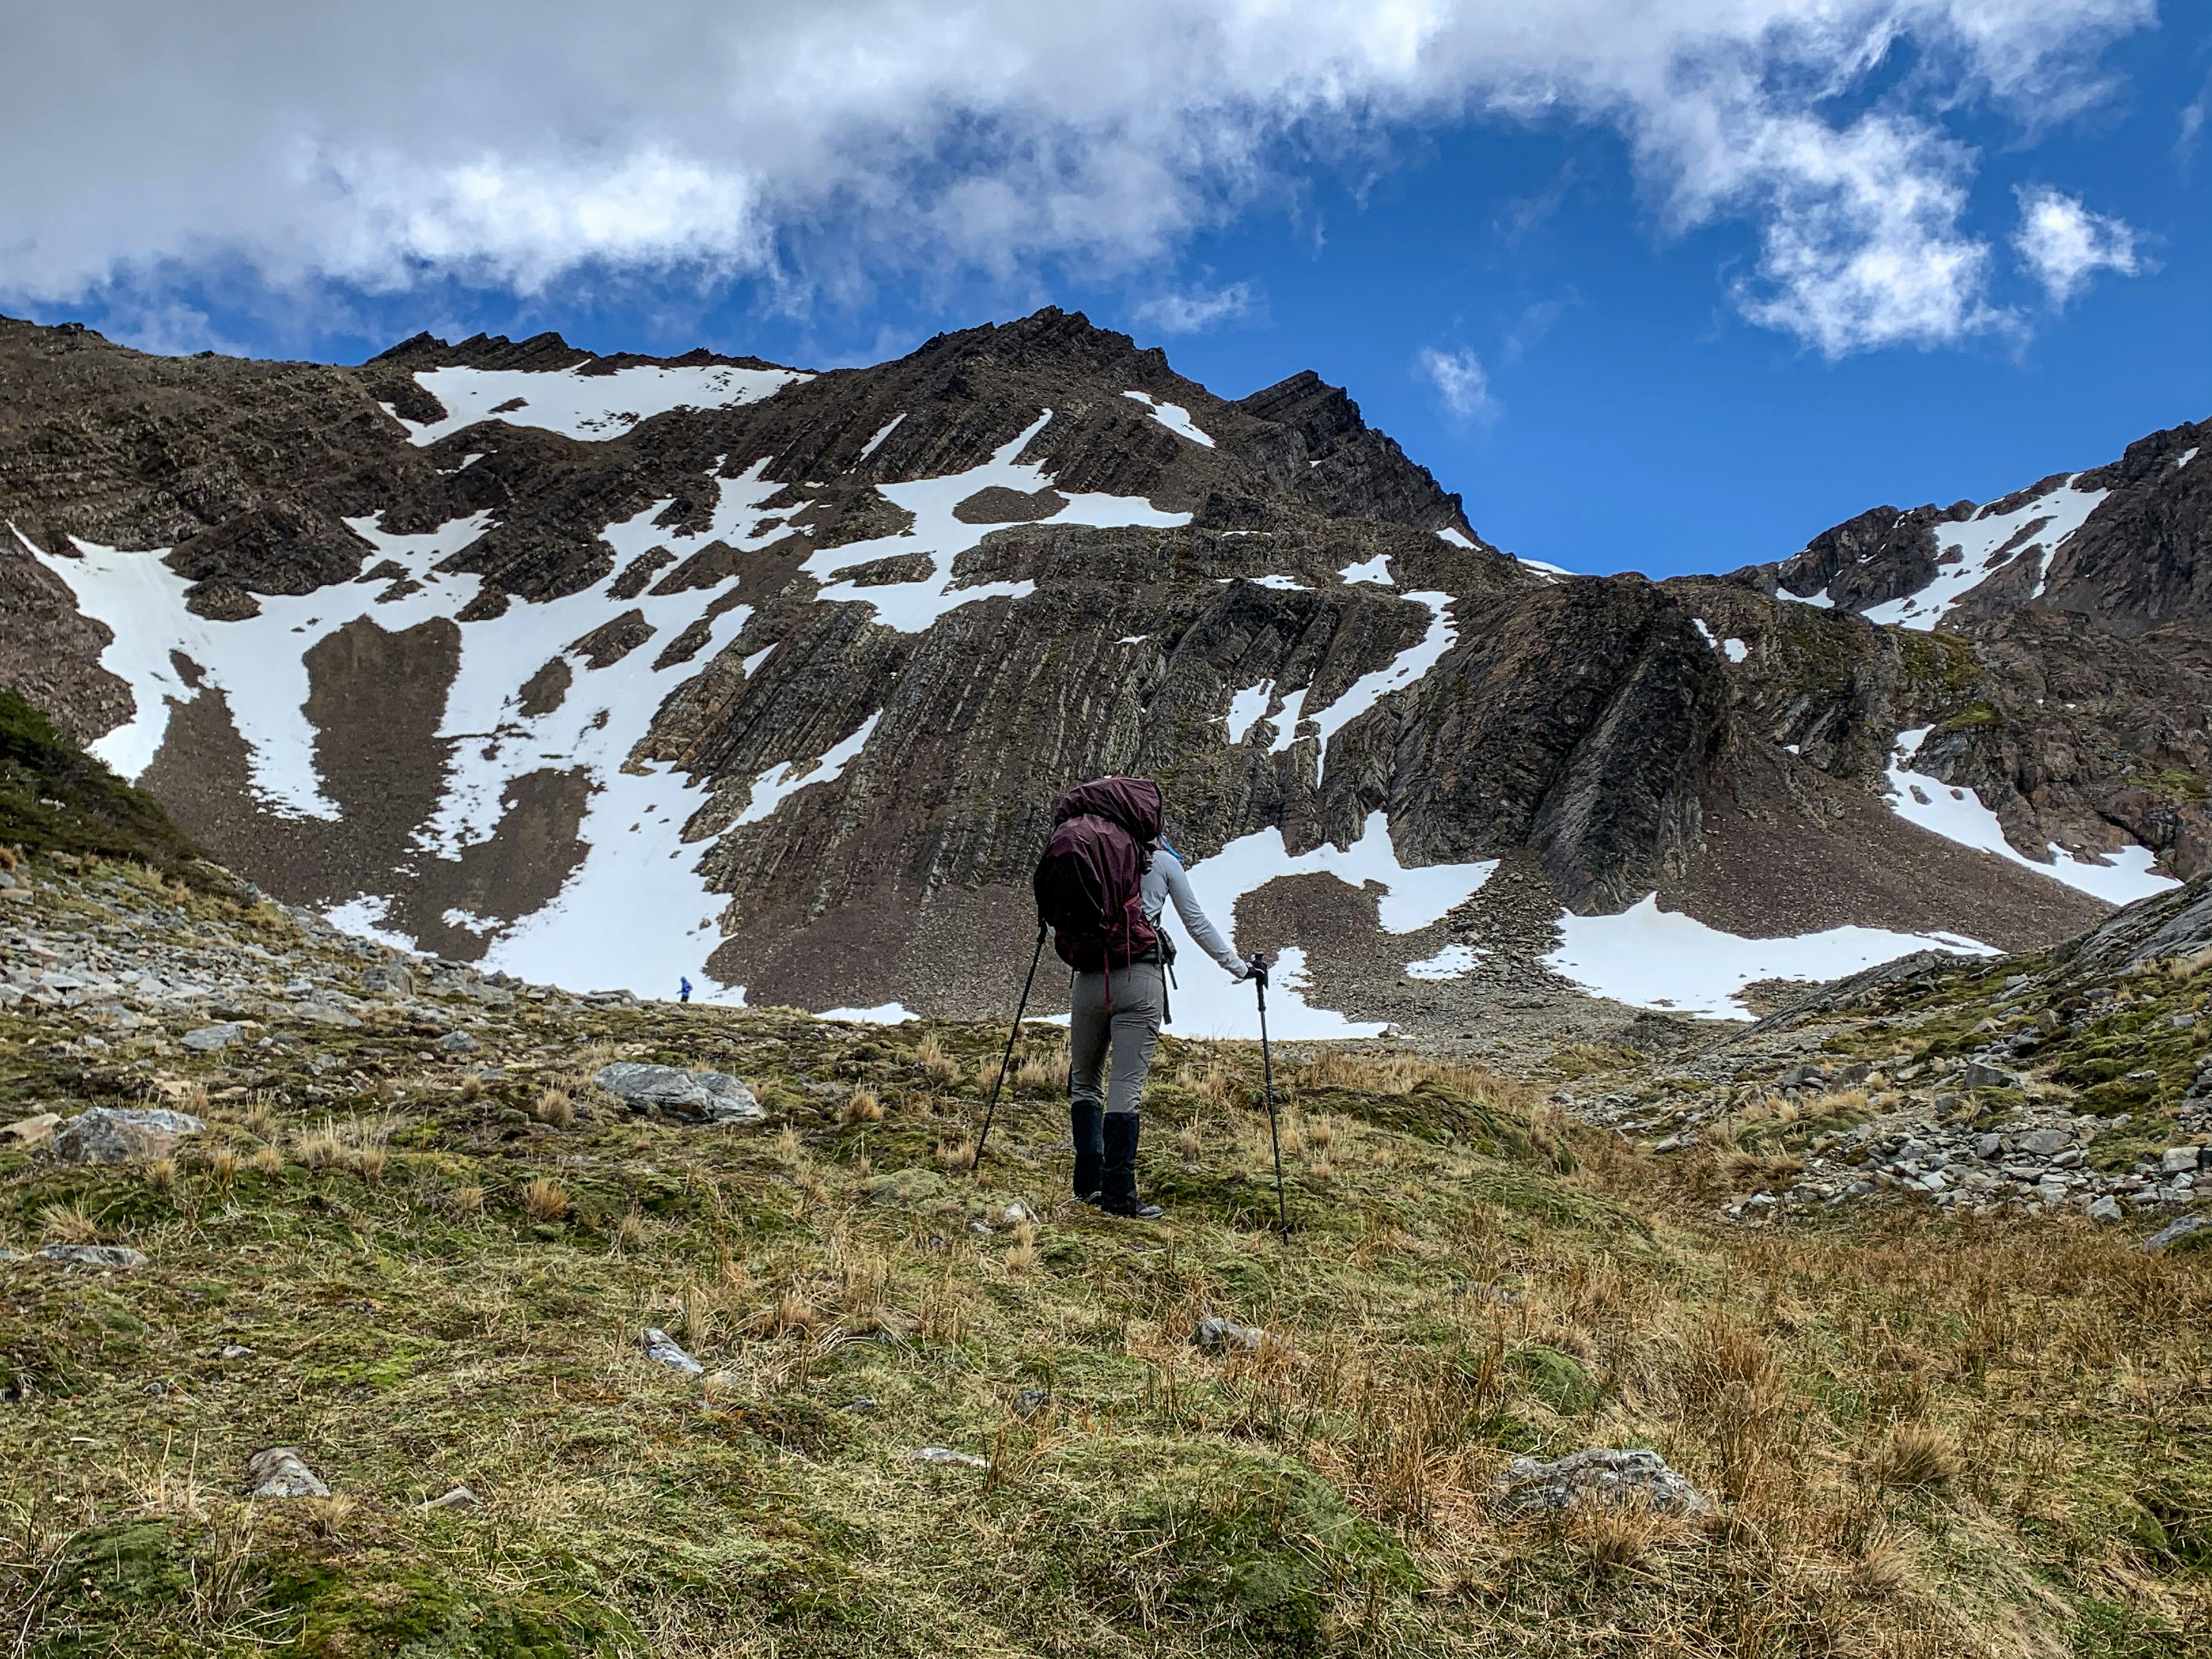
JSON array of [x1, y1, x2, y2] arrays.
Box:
[[1, 832, 2208, 1657]]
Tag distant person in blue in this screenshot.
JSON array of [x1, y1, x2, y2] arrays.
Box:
[[679, 976, 692, 1004]]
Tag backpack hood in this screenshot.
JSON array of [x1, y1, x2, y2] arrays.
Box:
[[1054, 777, 1162, 845]]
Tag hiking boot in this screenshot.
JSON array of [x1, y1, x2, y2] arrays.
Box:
[[1071, 1102, 1104, 1205], [1100, 1113, 1162, 1219]]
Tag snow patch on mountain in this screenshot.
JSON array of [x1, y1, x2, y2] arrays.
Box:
[[389, 363, 811, 446], [1225, 683, 1272, 744], [1122, 390, 1215, 448], [1546, 896, 1995, 1019], [1882, 728, 2179, 904], [1407, 942, 1483, 979], [1165, 810, 1499, 1039], [1339, 552, 1393, 585], [1842, 478, 2108, 628], [35, 513, 493, 812], [734, 712, 880, 826], [804, 411, 1187, 633]]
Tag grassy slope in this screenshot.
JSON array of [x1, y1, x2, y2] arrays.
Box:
[[0, 687, 209, 881], [0, 858, 2205, 1657]]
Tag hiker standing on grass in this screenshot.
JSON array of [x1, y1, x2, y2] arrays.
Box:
[[1033, 777, 1259, 1219], [679, 976, 692, 1005]]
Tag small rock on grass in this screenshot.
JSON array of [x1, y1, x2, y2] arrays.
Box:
[[594, 1062, 761, 1124], [1493, 1448, 1713, 1517], [2142, 1215, 2209, 1253], [1193, 1316, 1264, 1353], [39, 1244, 148, 1270], [52, 1106, 205, 1165], [2086, 1196, 2123, 1224], [910, 1447, 988, 1469], [419, 1485, 478, 1510], [437, 1030, 480, 1054], [247, 1447, 330, 1499], [859, 1168, 945, 1205], [642, 1328, 704, 1374], [181, 1022, 247, 1052]]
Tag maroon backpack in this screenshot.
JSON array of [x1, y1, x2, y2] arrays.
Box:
[[1034, 777, 1162, 973]]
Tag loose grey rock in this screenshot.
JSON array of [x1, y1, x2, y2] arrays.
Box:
[[38, 1243, 148, 1270], [1960, 1060, 2021, 1090], [2159, 1146, 2203, 1174], [361, 964, 415, 996], [246, 1447, 329, 1499], [220, 1343, 255, 1359], [437, 1030, 480, 1054], [2142, 1215, 2209, 1253], [181, 1022, 246, 1052], [1493, 1448, 1713, 1517], [1193, 1316, 1264, 1353], [910, 1446, 988, 1469], [642, 1327, 703, 1374], [593, 1062, 762, 1124], [1014, 1388, 1051, 1417], [419, 1485, 478, 1510], [2017, 1129, 2070, 1157], [293, 1002, 363, 1030], [52, 1106, 206, 1165], [2086, 1195, 2123, 1223]]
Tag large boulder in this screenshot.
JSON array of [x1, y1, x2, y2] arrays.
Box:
[[593, 1062, 762, 1124], [51, 1107, 206, 1165]]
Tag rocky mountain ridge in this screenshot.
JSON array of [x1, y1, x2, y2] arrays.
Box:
[[0, 307, 2204, 1035]]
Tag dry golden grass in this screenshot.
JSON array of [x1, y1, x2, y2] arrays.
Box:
[[937, 1137, 976, 1172], [204, 1146, 242, 1187], [917, 1033, 963, 1086], [295, 1122, 346, 1172], [445, 1183, 486, 1216], [1865, 1422, 1959, 1491], [532, 1087, 575, 1128], [613, 1209, 650, 1252], [142, 1157, 175, 1193], [240, 1096, 274, 1139], [1015, 1051, 1070, 1093], [36, 1202, 96, 1244], [520, 1178, 570, 1222], [771, 1125, 802, 1164], [459, 1073, 484, 1103], [839, 1088, 884, 1126], [247, 1145, 284, 1176]]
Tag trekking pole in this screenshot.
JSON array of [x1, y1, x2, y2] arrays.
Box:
[[974, 925, 1047, 1170], [1251, 953, 1288, 1238]]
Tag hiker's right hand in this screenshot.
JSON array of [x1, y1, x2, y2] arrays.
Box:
[[1245, 956, 1268, 987]]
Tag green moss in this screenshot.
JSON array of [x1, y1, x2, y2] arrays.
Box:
[[1936, 698, 2003, 733], [2124, 768, 2209, 804], [1895, 628, 1982, 695], [1512, 1344, 1597, 1416]]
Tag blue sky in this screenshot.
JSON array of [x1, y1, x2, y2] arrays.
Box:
[[5, 2, 2205, 577]]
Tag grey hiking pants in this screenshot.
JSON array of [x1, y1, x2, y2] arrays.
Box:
[[1069, 963, 1164, 1117]]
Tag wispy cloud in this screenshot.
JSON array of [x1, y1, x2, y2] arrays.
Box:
[[1132, 281, 1259, 334], [2012, 185, 2140, 305], [1417, 346, 1499, 422], [0, 1, 2158, 358]]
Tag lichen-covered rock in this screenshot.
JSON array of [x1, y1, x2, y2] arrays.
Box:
[[1493, 1448, 1713, 1517], [52, 1107, 206, 1165], [180, 1022, 245, 1052], [39, 1243, 148, 1270], [1193, 1316, 1264, 1353], [593, 1062, 762, 1124], [246, 1447, 330, 1499]]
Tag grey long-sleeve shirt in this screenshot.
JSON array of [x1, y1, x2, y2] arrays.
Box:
[[1142, 847, 1248, 978]]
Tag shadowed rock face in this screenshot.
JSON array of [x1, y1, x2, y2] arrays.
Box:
[[0, 305, 2203, 1024]]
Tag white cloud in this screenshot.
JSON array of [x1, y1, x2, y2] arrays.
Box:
[[0, 2, 2157, 357], [2012, 184, 2141, 304], [1416, 346, 1499, 421], [1132, 281, 1259, 334]]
